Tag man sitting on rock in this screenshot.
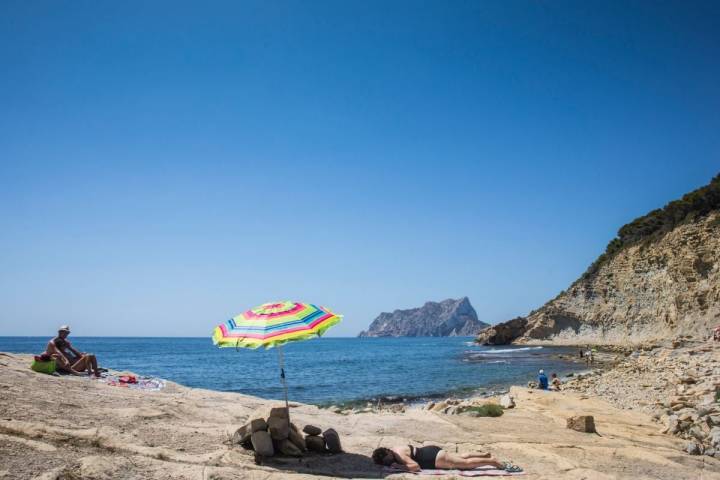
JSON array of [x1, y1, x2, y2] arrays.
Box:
[[371, 445, 522, 473], [45, 325, 101, 377]]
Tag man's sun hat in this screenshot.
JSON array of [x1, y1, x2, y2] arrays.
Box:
[[58, 325, 71, 332], [539, 369, 544, 374]]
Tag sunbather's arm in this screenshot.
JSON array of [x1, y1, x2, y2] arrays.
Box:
[[48, 340, 75, 365], [395, 453, 420, 472], [65, 341, 83, 358]]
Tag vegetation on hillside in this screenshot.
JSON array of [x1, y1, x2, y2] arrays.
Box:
[[583, 173, 720, 278]]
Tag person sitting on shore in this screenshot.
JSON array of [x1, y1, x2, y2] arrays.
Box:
[[550, 372, 562, 391], [44, 325, 101, 377], [537, 369, 549, 390], [371, 445, 522, 473]]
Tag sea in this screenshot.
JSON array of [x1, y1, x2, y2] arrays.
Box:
[[0, 336, 585, 406]]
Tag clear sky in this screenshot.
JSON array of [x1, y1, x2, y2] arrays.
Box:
[[1, 1, 718, 337]]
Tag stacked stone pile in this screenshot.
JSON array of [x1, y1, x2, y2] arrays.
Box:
[[231, 406, 343, 457], [564, 341, 720, 457]]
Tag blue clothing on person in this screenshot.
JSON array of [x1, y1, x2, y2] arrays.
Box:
[[538, 371, 549, 390]]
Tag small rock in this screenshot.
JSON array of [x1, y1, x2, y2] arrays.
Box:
[[305, 435, 326, 453], [430, 401, 448, 412], [666, 415, 680, 435], [500, 394, 515, 409], [250, 418, 268, 432], [288, 423, 306, 451], [278, 438, 302, 456], [566, 415, 596, 433], [251, 431, 274, 456], [710, 428, 720, 448], [267, 416, 289, 440], [323, 428, 342, 453], [232, 424, 252, 445], [302, 425, 322, 436], [686, 442, 701, 455], [268, 407, 289, 419], [689, 426, 707, 442]]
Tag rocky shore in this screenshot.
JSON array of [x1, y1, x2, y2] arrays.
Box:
[[1, 351, 719, 479], [563, 339, 720, 458]]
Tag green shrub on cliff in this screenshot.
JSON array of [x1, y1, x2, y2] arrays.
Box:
[[584, 173, 720, 278]]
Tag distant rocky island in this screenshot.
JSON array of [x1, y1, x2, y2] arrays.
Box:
[[358, 297, 488, 337], [477, 173, 720, 346]]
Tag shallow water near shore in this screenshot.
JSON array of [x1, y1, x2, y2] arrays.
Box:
[[0, 336, 586, 405]]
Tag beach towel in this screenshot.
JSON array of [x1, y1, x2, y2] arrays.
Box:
[[386, 466, 525, 476], [103, 374, 165, 391]]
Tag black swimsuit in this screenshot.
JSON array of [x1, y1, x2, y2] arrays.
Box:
[[409, 445, 442, 469]]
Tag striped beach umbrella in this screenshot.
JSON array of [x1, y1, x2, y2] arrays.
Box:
[[212, 301, 342, 349], [212, 301, 342, 421]]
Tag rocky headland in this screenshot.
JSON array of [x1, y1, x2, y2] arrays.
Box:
[[358, 297, 488, 337], [477, 173, 720, 346]]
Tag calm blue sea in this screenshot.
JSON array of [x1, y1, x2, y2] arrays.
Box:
[[0, 337, 583, 406]]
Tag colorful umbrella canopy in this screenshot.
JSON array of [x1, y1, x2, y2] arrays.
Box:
[[212, 301, 342, 349]]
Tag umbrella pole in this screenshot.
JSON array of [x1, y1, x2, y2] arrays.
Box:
[[277, 345, 291, 427]]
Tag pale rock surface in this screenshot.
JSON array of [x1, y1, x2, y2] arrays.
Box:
[[1, 353, 718, 479]]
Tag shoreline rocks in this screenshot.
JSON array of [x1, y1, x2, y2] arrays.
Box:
[[563, 340, 720, 457]]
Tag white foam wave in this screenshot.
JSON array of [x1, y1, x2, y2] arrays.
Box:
[[483, 346, 544, 354]]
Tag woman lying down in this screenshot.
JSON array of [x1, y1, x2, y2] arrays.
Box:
[[372, 444, 523, 473]]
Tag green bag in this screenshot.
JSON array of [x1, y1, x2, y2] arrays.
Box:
[[31, 359, 57, 374]]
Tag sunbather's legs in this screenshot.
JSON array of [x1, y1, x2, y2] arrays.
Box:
[[459, 451, 491, 459], [71, 356, 89, 373], [86, 354, 100, 376], [52, 354, 84, 376], [72, 355, 99, 376], [436, 451, 503, 470]]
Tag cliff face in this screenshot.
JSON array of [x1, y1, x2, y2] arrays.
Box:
[[359, 297, 488, 337], [476, 211, 720, 346]]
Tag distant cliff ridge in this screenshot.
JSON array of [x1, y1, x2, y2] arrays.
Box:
[[358, 297, 488, 337], [476, 173, 720, 346]]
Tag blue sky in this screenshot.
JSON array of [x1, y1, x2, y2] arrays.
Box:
[[1, 1, 718, 337]]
